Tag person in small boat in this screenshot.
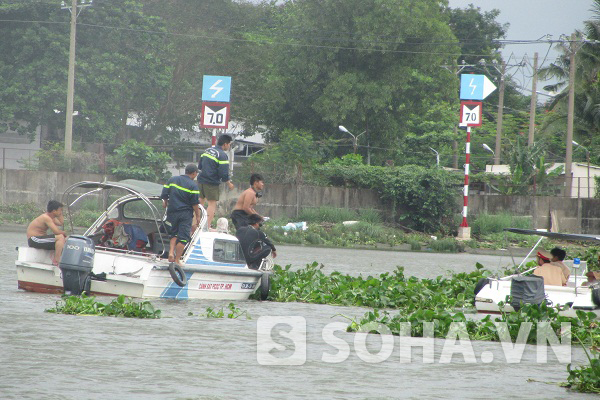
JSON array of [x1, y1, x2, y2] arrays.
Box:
[[235, 214, 276, 270], [197, 134, 235, 230], [550, 247, 570, 281], [161, 164, 202, 266], [230, 173, 265, 230], [26, 200, 67, 266], [533, 250, 567, 286], [583, 271, 600, 286]]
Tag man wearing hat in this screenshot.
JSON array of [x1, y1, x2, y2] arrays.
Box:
[[235, 213, 276, 270], [161, 164, 201, 266], [533, 249, 566, 286]]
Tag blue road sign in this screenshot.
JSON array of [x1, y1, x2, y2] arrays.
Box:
[[202, 75, 232, 102], [460, 74, 496, 101]]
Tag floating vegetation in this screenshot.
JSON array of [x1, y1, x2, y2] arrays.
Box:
[[564, 332, 600, 393], [269, 262, 487, 310], [345, 302, 599, 346], [45, 294, 161, 319], [199, 303, 251, 319]]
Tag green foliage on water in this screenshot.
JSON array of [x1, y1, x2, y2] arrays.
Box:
[[45, 294, 161, 319], [565, 339, 600, 393], [199, 303, 251, 319], [269, 262, 486, 310], [346, 301, 599, 345]]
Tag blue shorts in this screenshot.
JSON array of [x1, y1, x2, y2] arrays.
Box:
[[166, 209, 193, 244]]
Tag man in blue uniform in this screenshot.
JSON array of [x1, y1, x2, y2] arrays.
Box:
[[161, 164, 201, 266], [197, 134, 234, 230]]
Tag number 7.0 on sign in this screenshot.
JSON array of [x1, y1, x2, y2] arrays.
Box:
[[460, 101, 482, 127], [200, 102, 230, 129]]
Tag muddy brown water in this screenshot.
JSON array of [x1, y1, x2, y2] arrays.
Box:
[[0, 229, 595, 399]]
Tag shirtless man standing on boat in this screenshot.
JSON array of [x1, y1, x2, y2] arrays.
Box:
[[26, 200, 67, 266], [230, 173, 264, 230]]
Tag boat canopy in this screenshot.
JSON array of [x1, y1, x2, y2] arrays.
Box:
[[65, 179, 164, 198], [505, 228, 600, 243]]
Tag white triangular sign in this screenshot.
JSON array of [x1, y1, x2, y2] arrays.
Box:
[[482, 76, 497, 100]]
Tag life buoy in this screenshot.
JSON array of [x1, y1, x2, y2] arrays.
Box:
[[168, 263, 187, 287], [259, 271, 271, 301], [474, 278, 490, 296]]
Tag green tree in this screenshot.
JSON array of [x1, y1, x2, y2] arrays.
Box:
[[107, 140, 171, 182], [0, 0, 173, 145], [249, 0, 460, 165]]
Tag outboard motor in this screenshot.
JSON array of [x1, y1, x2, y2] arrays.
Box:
[[58, 235, 95, 295], [510, 275, 545, 311]]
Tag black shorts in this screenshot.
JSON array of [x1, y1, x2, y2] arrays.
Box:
[[166, 209, 193, 244], [28, 235, 57, 250], [231, 210, 250, 230]]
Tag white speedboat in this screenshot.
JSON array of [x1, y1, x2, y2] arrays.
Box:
[[474, 228, 600, 318], [16, 180, 272, 300]]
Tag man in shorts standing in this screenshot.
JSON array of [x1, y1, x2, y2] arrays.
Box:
[[197, 134, 234, 230], [26, 200, 67, 266], [161, 164, 202, 266], [231, 173, 265, 230]]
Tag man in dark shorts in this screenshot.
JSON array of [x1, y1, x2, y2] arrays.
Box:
[[197, 134, 235, 230], [231, 173, 265, 230], [26, 200, 67, 265], [161, 164, 201, 266], [235, 214, 277, 270]]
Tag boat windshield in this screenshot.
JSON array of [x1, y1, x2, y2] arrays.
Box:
[[123, 198, 165, 220], [213, 239, 246, 264]]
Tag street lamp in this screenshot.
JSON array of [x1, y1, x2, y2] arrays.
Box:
[[429, 147, 439, 167], [483, 143, 495, 172], [573, 140, 591, 198], [61, 0, 93, 155], [338, 125, 366, 156]]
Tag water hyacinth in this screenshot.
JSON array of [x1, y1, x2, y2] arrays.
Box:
[[45, 294, 161, 319], [268, 262, 488, 311]]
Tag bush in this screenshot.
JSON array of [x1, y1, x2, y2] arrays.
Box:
[[470, 213, 531, 236], [107, 140, 171, 182], [22, 142, 102, 173]]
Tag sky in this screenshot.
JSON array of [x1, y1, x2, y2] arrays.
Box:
[[447, 0, 595, 95]]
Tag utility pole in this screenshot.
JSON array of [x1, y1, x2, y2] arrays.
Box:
[[528, 53, 538, 146], [565, 33, 577, 196], [62, 0, 92, 155], [494, 61, 506, 165]]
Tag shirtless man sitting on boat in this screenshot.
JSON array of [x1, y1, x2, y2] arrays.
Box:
[[26, 200, 67, 266], [533, 250, 567, 286]]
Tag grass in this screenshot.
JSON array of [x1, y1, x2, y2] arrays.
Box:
[[470, 212, 532, 236]]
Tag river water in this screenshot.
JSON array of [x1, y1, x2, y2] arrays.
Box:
[[0, 229, 595, 399]]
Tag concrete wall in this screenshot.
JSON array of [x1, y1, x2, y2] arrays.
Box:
[[469, 194, 600, 234], [4, 169, 600, 233], [0, 170, 112, 206]]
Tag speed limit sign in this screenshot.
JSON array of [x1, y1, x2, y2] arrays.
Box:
[[460, 101, 482, 127], [200, 102, 230, 129]]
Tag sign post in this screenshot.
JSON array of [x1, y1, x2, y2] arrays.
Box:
[[201, 75, 232, 145], [457, 74, 496, 240]]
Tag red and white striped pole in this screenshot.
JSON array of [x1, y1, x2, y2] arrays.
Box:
[[460, 126, 471, 228]]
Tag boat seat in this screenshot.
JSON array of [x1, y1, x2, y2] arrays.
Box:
[[149, 232, 170, 257]]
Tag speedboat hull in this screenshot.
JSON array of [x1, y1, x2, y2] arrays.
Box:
[[16, 247, 264, 300], [475, 277, 600, 318]]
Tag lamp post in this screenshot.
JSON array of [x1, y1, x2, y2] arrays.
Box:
[[573, 140, 590, 198], [61, 0, 92, 155], [429, 147, 439, 168], [338, 125, 366, 156], [483, 143, 495, 172]]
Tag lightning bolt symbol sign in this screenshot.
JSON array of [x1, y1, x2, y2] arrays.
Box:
[[210, 80, 224, 98], [469, 78, 477, 95]]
